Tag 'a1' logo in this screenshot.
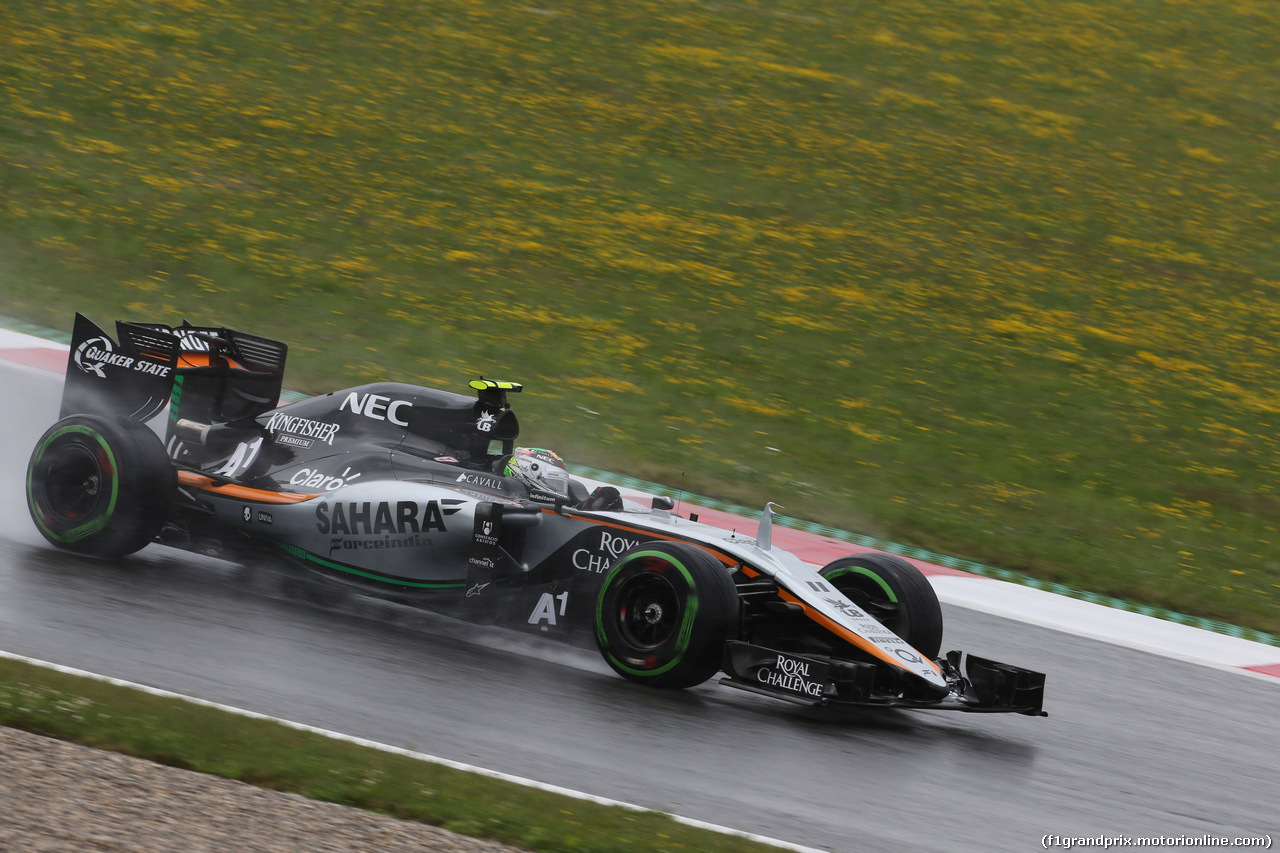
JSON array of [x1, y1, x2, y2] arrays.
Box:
[[528, 592, 568, 626]]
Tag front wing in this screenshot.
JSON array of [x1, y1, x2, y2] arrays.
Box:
[[720, 642, 1047, 716]]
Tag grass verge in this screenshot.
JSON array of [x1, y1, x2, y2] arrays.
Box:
[[0, 655, 787, 853]]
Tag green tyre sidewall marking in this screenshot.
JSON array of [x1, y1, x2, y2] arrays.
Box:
[[596, 549, 701, 679], [28, 424, 120, 544], [824, 566, 898, 602]]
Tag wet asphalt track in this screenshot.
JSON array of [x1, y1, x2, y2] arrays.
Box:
[[2, 362, 1277, 852]]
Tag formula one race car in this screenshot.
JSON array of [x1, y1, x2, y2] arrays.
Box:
[[26, 315, 1046, 716]]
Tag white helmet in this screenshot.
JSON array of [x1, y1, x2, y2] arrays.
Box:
[[503, 447, 570, 497]]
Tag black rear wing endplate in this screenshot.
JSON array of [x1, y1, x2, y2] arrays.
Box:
[[62, 313, 180, 421]]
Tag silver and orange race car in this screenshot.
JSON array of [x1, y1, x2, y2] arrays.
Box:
[[26, 314, 1045, 715]]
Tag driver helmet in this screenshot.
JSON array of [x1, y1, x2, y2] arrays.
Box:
[[503, 447, 570, 497]]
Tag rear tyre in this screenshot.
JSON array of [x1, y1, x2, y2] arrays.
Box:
[[595, 541, 739, 688], [27, 414, 176, 559], [819, 553, 943, 659]]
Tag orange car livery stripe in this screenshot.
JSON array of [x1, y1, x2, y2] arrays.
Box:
[[177, 352, 246, 370], [178, 470, 321, 504], [778, 589, 942, 676]]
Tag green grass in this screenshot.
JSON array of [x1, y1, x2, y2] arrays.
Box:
[[0, 656, 784, 853], [2, 0, 1279, 635]]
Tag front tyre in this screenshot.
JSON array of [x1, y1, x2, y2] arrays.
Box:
[[820, 553, 943, 660], [595, 541, 739, 688], [27, 415, 176, 559]]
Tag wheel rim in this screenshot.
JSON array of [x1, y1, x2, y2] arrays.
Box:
[[41, 443, 107, 521], [615, 570, 681, 650]]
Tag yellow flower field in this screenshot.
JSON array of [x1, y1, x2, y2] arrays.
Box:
[[2, 0, 1278, 632]]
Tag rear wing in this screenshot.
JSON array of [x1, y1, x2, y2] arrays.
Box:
[[61, 314, 287, 433]]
